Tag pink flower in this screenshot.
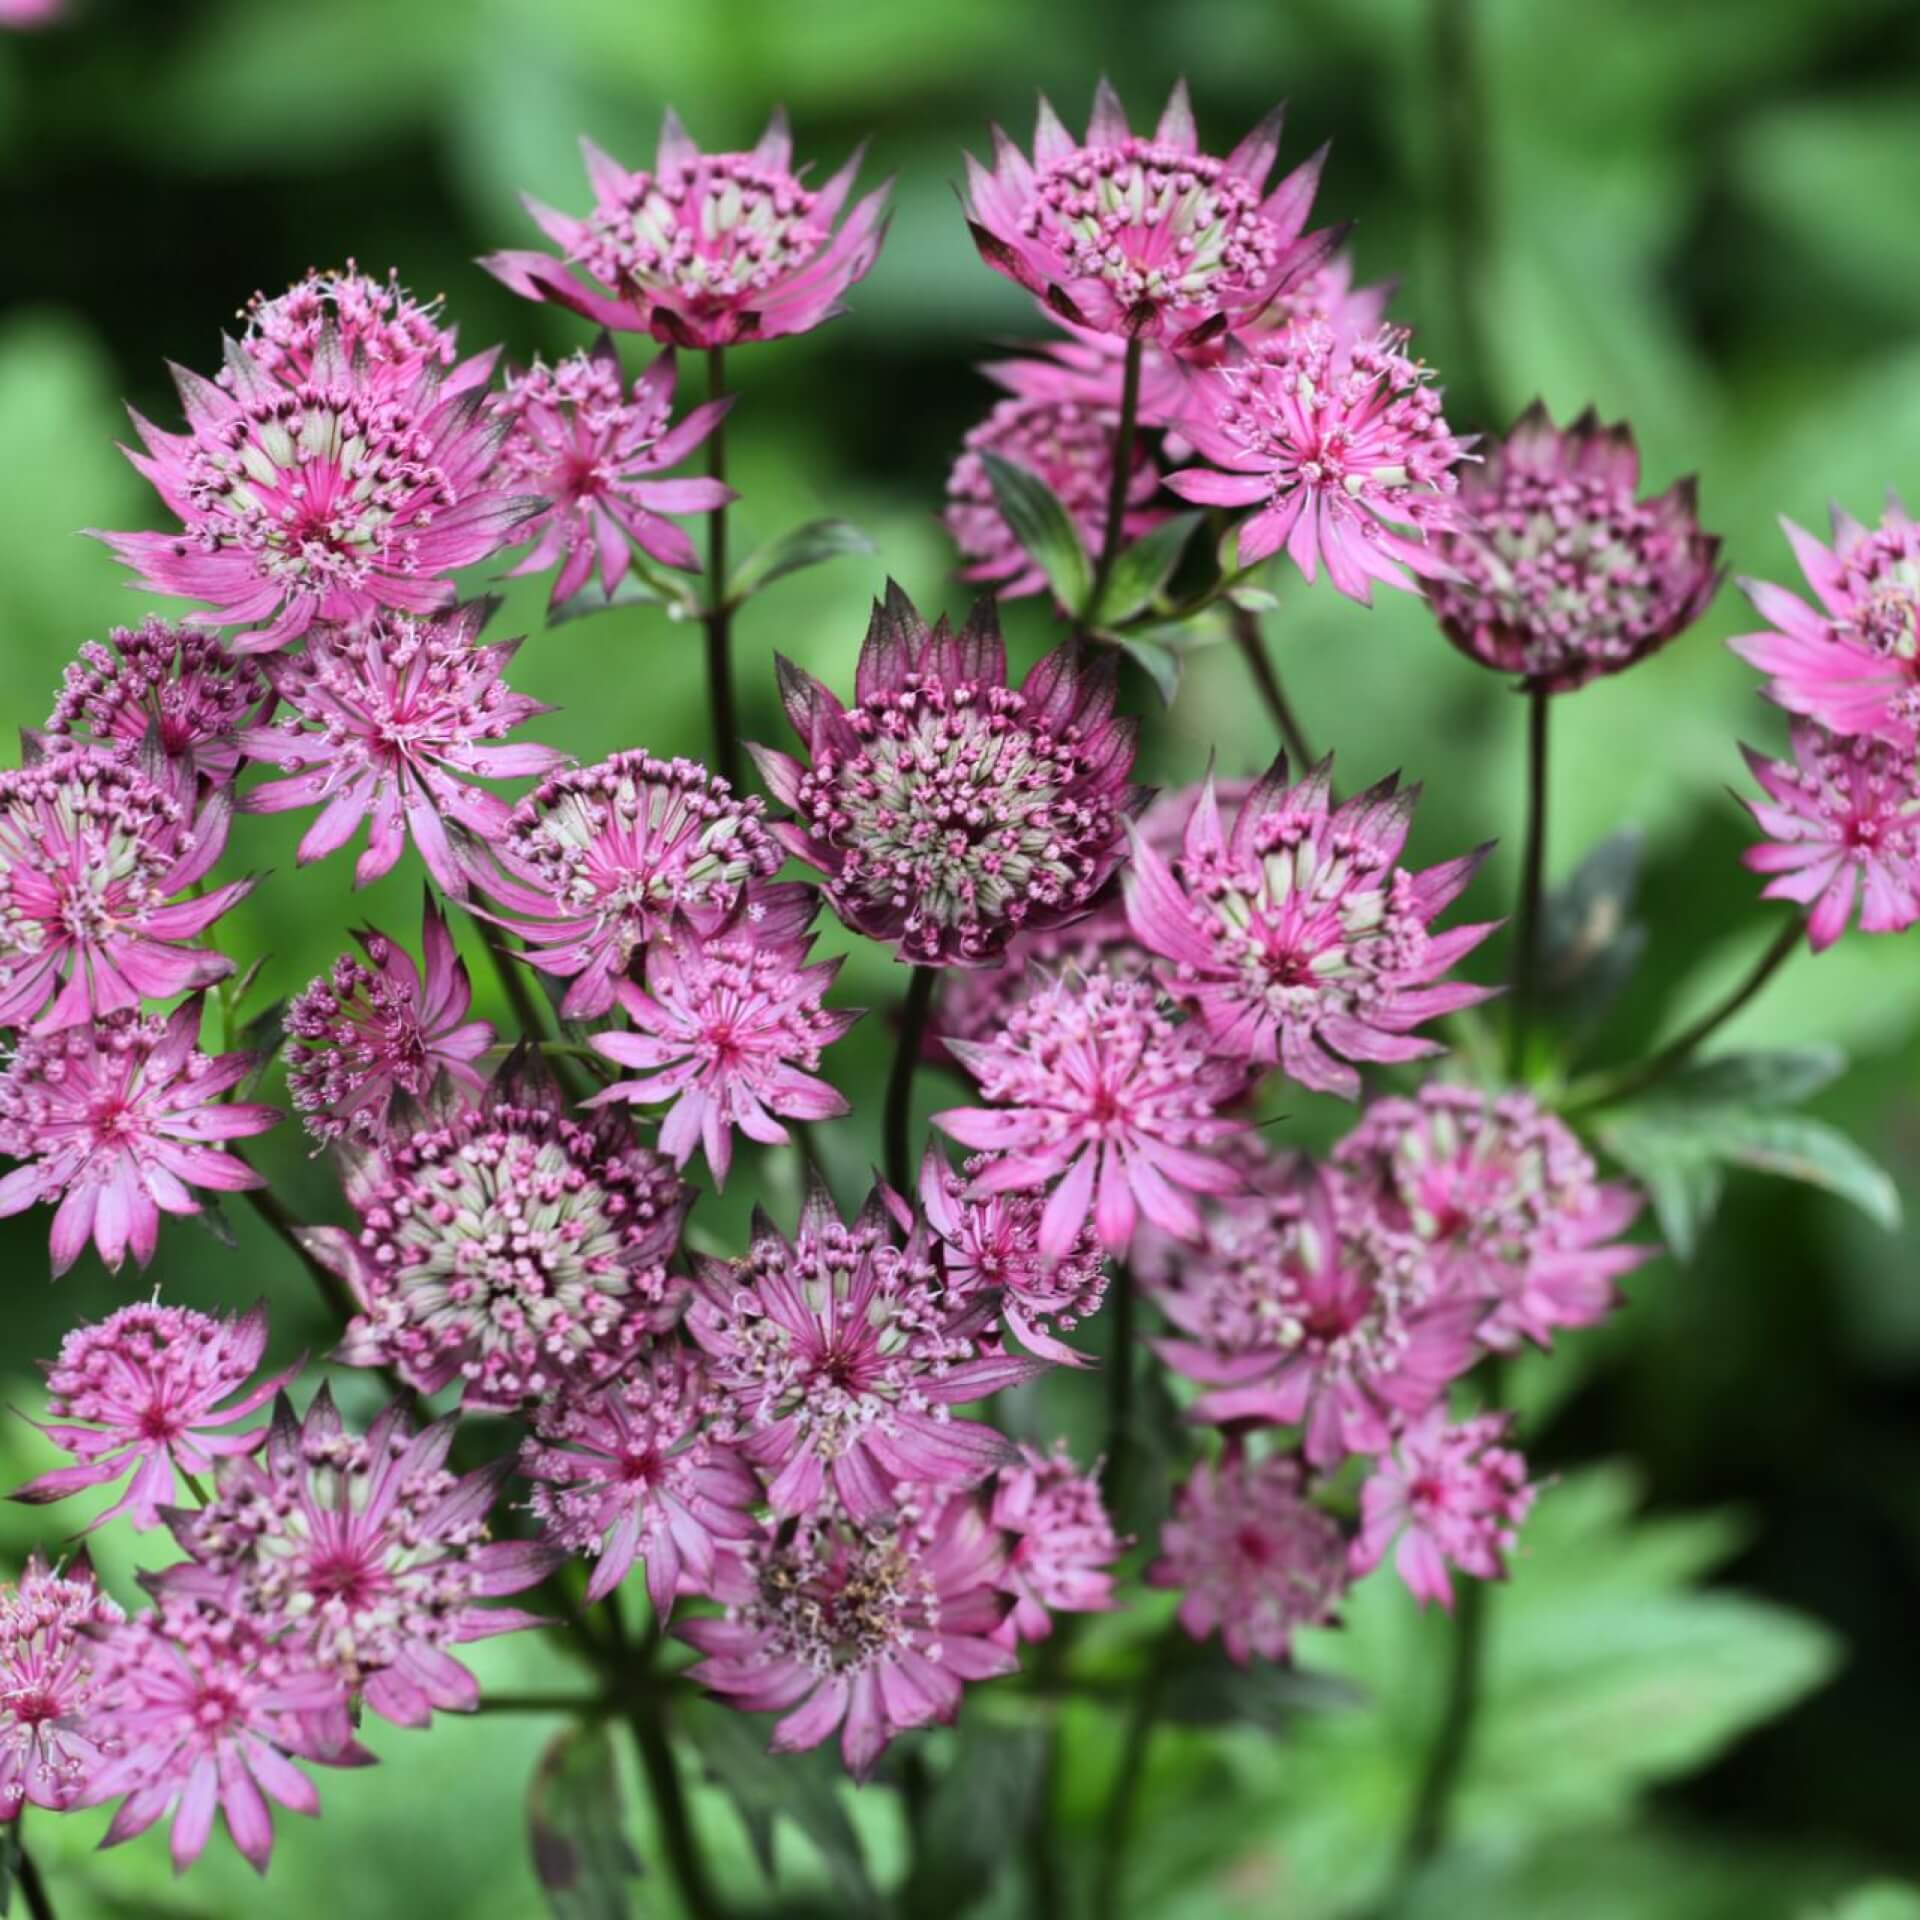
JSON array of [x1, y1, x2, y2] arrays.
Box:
[[1741, 720, 1920, 951], [235, 262, 488, 396], [686, 1183, 1041, 1520], [677, 1492, 1017, 1779], [238, 603, 566, 898], [1152, 1168, 1483, 1467], [12, 1302, 295, 1531], [492, 339, 733, 608], [0, 747, 251, 1033], [1730, 499, 1920, 749], [989, 1443, 1122, 1642], [285, 895, 494, 1146], [965, 79, 1339, 351], [935, 966, 1246, 1260], [1351, 1409, 1535, 1610], [1424, 403, 1721, 690], [752, 585, 1141, 967], [1124, 756, 1496, 1099], [483, 110, 890, 350], [464, 751, 782, 1020], [587, 926, 855, 1189], [0, 1550, 122, 1820], [1166, 326, 1472, 601], [300, 1062, 691, 1410], [521, 1350, 760, 1614], [97, 332, 539, 652], [0, 1003, 279, 1277], [1334, 1085, 1648, 1351], [1147, 1450, 1347, 1664]]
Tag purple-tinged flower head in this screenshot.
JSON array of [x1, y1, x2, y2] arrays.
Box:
[[87, 1598, 371, 1875], [97, 330, 539, 653], [521, 1349, 760, 1615], [935, 965, 1247, 1261], [301, 1061, 692, 1411], [0, 745, 251, 1032], [43, 618, 268, 798], [1334, 1085, 1648, 1351], [0, 1002, 279, 1277], [687, 1181, 1041, 1521], [965, 79, 1340, 353], [236, 262, 486, 395], [1424, 403, 1721, 691], [1167, 326, 1472, 602], [238, 602, 566, 898], [1741, 720, 1920, 951], [286, 895, 495, 1146], [1125, 756, 1497, 1099], [465, 750, 782, 1020], [678, 1490, 1016, 1779], [1146, 1449, 1347, 1665], [492, 338, 734, 608], [919, 1146, 1110, 1366], [0, 1549, 122, 1820], [1731, 499, 1920, 749], [752, 584, 1141, 967], [943, 394, 1164, 602], [483, 110, 890, 350], [587, 925, 856, 1190], [156, 1387, 555, 1730], [1351, 1408, 1535, 1610], [988, 1443, 1122, 1643], [1152, 1167, 1483, 1468], [13, 1302, 296, 1532]]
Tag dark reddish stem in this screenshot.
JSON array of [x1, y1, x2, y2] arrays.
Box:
[[703, 347, 740, 790], [884, 966, 938, 1194]]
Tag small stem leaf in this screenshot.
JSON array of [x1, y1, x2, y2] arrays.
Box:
[[981, 452, 1092, 613], [550, 559, 701, 627], [727, 517, 875, 603], [1092, 512, 1203, 625], [527, 1722, 641, 1920]]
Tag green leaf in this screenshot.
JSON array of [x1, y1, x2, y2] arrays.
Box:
[[0, 1822, 14, 1918], [1092, 512, 1202, 625], [981, 452, 1091, 612], [1109, 632, 1183, 705], [1809, 1884, 1920, 1920], [1540, 829, 1648, 1049], [1226, 583, 1281, 613], [550, 558, 701, 627], [899, 1720, 1051, 1919], [728, 517, 876, 603], [1158, 1643, 1365, 1732], [526, 1723, 639, 1920], [1656, 1046, 1847, 1109], [1601, 1123, 1724, 1260]]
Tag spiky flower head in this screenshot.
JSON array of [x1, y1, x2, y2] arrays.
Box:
[[0, 1549, 122, 1820], [237, 262, 486, 396], [0, 1001, 279, 1276], [286, 895, 495, 1146], [989, 1443, 1122, 1642], [521, 1349, 760, 1614], [466, 750, 782, 1020], [1424, 403, 1720, 690], [677, 1491, 1017, 1779], [1125, 755, 1496, 1099], [1334, 1084, 1648, 1352], [483, 110, 890, 350], [753, 584, 1140, 967], [13, 1301, 295, 1531], [1147, 1449, 1347, 1665], [1742, 719, 1920, 951]]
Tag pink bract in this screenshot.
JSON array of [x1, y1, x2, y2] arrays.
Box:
[[0, 1549, 122, 1820], [989, 1443, 1123, 1643]]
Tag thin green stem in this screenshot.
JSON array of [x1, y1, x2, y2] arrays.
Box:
[[1022, 1730, 1065, 1920], [1433, 0, 1494, 420], [884, 967, 938, 1195], [1090, 1624, 1176, 1918], [475, 1690, 609, 1716], [1087, 334, 1145, 621], [12, 1813, 57, 1920], [179, 1469, 210, 1507], [1099, 1263, 1137, 1514], [1505, 688, 1551, 1081], [627, 1693, 727, 1920], [1229, 601, 1315, 768], [239, 1180, 353, 1325], [703, 347, 739, 791], [476, 920, 549, 1041]]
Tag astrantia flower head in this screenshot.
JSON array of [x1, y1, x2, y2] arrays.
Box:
[[1125, 755, 1497, 1099], [1147, 1449, 1347, 1665], [467, 750, 782, 1019], [678, 1492, 1016, 1779], [302, 1060, 692, 1410], [989, 1443, 1122, 1642], [98, 332, 539, 652], [521, 1349, 760, 1614], [286, 895, 494, 1146], [1742, 719, 1920, 950], [936, 965, 1247, 1260], [752, 584, 1141, 967], [13, 1301, 295, 1531], [1167, 326, 1472, 602], [1731, 498, 1920, 748], [238, 601, 566, 898], [0, 746, 249, 1032], [687, 1181, 1040, 1520], [492, 338, 734, 608], [1334, 1084, 1648, 1351], [1351, 1408, 1534, 1610], [1424, 402, 1721, 690], [965, 78, 1339, 351], [0, 1002, 279, 1276], [237, 262, 484, 395], [0, 1549, 122, 1820], [483, 109, 890, 349]]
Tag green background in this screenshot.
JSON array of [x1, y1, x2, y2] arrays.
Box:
[[3, 0, 1920, 1913]]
